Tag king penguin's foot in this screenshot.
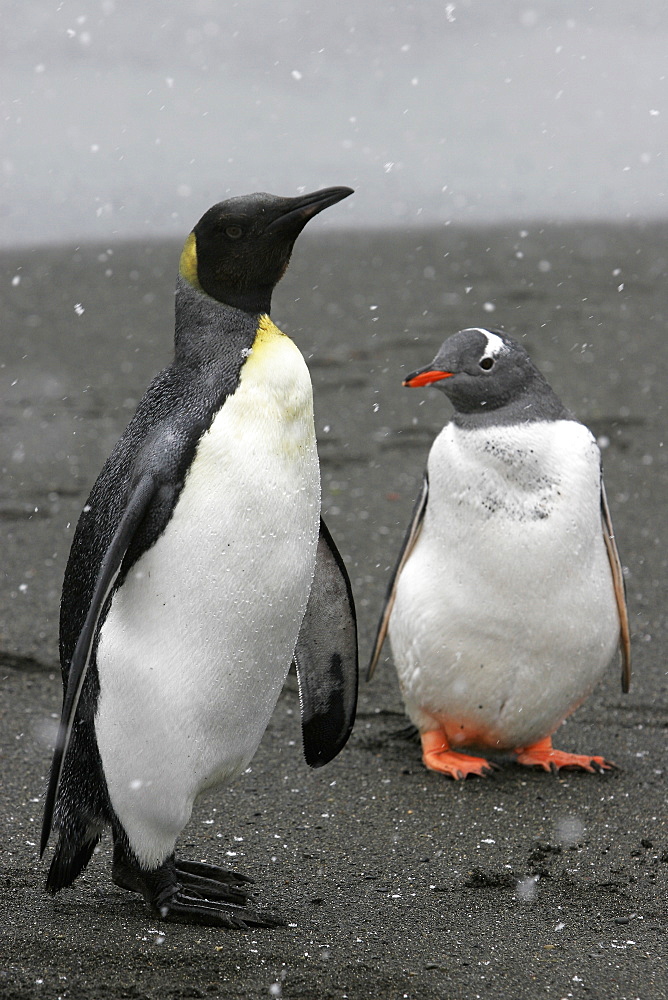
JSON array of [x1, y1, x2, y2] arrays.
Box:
[[420, 729, 497, 779], [514, 736, 616, 774], [112, 844, 285, 929]]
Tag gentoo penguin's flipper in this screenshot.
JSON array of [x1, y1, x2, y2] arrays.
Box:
[[366, 474, 429, 681], [40, 473, 157, 856], [600, 481, 631, 693], [293, 518, 358, 767]]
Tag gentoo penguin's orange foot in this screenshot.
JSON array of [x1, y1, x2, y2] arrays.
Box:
[[420, 729, 497, 779], [514, 736, 616, 773]]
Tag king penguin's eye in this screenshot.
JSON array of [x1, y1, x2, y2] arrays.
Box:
[[225, 225, 243, 239], [479, 357, 494, 371]]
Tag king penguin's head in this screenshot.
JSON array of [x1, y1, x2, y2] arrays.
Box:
[[179, 187, 353, 314]]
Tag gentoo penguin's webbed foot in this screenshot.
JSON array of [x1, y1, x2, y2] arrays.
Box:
[[420, 729, 498, 780], [112, 845, 285, 928], [514, 736, 616, 774]]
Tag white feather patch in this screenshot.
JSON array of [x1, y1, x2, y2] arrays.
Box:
[[466, 327, 510, 360], [95, 321, 321, 867], [388, 419, 619, 750]]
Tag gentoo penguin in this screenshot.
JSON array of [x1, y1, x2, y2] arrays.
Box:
[[41, 187, 358, 927], [368, 327, 630, 779]]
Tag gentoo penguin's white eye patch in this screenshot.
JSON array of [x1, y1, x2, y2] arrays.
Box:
[[479, 357, 494, 371], [468, 328, 509, 360]]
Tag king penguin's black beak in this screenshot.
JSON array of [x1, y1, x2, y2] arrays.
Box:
[[265, 186, 354, 236]]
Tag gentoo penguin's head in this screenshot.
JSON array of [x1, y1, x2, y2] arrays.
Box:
[[179, 187, 353, 313], [403, 328, 569, 423]]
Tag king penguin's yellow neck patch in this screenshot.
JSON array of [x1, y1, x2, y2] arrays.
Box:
[[257, 313, 286, 340], [179, 231, 202, 290]]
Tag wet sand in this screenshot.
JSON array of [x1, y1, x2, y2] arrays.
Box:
[[1, 223, 667, 999]]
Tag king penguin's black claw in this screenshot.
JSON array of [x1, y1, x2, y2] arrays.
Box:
[[110, 847, 280, 926], [153, 894, 285, 929], [173, 870, 250, 907], [174, 858, 254, 886]]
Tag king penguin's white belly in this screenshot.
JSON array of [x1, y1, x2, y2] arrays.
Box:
[[95, 317, 320, 866], [389, 420, 619, 751]]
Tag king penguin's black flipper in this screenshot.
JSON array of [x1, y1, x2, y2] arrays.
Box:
[[41, 473, 157, 856], [600, 480, 631, 694], [366, 474, 429, 681], [293, 518, 358, 767]]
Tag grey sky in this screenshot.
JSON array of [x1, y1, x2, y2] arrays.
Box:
[[1, 0, 666, 246]]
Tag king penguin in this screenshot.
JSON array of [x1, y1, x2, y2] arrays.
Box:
[[41, 186, 358, 927], [368, 327, 630, 779]]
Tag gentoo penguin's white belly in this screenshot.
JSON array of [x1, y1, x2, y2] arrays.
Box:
[[389, 420, 620, 751], [95, 318, 320, 867]]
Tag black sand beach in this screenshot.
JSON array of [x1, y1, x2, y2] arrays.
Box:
[[1, 223, 667, 999]]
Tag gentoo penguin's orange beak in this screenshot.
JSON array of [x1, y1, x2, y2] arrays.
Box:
[[403, 369, 454, 388]]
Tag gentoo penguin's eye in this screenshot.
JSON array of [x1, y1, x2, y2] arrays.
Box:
[[479, 357, 494, 371], [225, 225, 243, 239]]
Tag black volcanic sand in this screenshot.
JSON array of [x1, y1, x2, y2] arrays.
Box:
[[1, 223, 667, 1000]]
